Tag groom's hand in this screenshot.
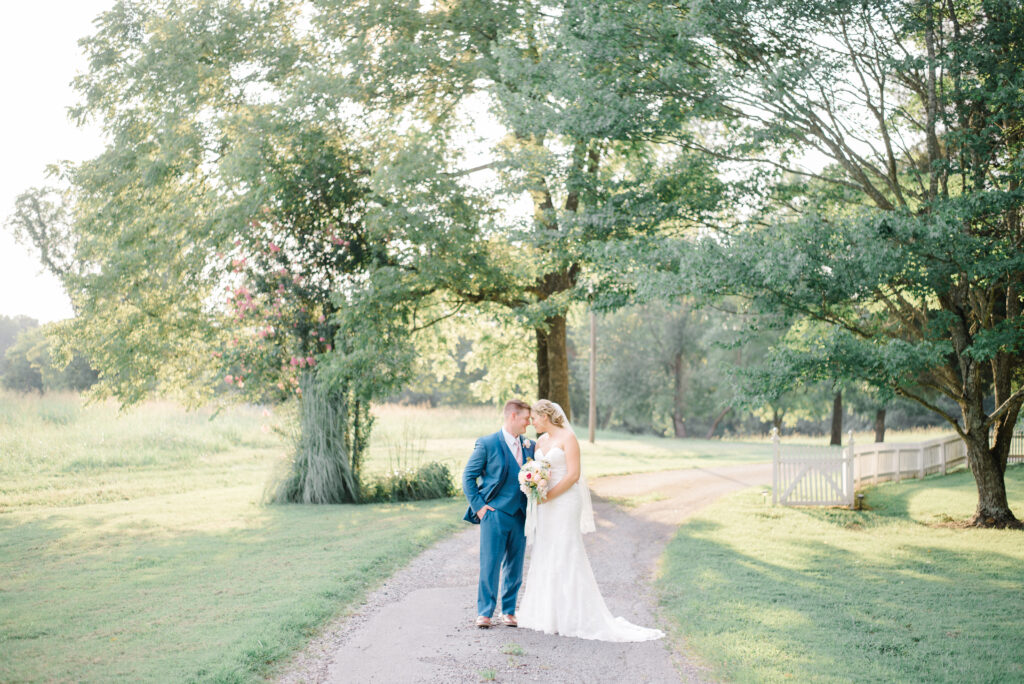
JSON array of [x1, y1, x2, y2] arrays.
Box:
[[477, 505, 495, 520]]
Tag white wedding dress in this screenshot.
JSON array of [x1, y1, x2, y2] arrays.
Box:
[[516, 447, 665, 642]]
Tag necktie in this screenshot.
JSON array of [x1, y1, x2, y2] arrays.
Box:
[[512, 437, 523, 466]]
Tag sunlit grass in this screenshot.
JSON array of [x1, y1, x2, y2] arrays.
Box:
[[0, 490, 461, 683], [0, 392, 463, 683], [1, 393, 974, 682], [657, 466, 1024, 683]]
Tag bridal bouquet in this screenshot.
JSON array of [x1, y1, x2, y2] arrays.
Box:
[[518, 459, 551, 503]]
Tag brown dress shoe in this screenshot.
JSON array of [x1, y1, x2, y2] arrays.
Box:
[[475, 615, 492, 628], [500, 614, 518, 627]]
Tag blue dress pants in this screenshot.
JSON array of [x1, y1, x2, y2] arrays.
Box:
[[477, 508, 526, 617]]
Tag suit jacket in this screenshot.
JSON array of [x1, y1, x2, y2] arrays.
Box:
[[462, 430, 535, 524]]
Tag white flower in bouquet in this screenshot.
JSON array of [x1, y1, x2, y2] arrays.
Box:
[[518, 459, 551, 503]]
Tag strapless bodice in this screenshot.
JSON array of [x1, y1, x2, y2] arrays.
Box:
[[536, 446, 568, 484]]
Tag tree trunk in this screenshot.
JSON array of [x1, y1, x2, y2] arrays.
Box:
[[706, 406, 731, 439], [535, 327, 550, 401], [544, 313, 572, 421], [965, 430, 1020, 528], [830, 390, 843, 446], [772, 406, 784, 432], [672, 350, 686, 438], [874, 408, 886, 443]]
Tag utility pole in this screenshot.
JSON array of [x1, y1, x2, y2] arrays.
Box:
[[589, 309, 596, 443]]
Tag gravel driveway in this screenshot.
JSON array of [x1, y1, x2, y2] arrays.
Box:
[[277, 463, 771, 684]]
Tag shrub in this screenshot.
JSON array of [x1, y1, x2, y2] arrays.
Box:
[[361, 461, 457, 503]]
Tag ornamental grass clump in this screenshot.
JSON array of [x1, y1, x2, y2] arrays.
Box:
[[270, 374, 363, 504]]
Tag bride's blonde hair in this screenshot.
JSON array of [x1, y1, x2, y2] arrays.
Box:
[[532, 399, 567, 428]]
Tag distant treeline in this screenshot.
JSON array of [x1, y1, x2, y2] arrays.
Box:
[[394, 304, 952, 440], [0, 315, 97, 393]]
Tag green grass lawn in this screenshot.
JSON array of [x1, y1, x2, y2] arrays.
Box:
[[0, 393, 462, 683], [657, 466, 1024, 684], [1, 392, 981, 682]]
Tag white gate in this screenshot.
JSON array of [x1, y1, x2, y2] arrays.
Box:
[[772, 429, 854, 507]]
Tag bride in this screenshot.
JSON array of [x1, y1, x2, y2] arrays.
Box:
[[516, 399, 664, 642]]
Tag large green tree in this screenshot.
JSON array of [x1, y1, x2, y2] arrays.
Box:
[[637, 0, 1024, 526], [41, 0, 504, 500], [318, 0, 723, 419]]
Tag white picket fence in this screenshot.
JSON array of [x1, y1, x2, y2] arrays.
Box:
[[772, 430, 855, 507], [773, 428, 1024, 508], [1010, 430, 1024, 464], [852, 433, 967, 485]]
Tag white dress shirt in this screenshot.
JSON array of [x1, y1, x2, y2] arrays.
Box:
[[501, 428, 521, 463]]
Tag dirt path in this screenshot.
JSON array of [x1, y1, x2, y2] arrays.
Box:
[[277, 463, 771, 684]]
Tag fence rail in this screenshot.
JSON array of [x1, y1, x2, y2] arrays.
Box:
[[852, 433, 966, 486], [773, 428, 1024, 508]]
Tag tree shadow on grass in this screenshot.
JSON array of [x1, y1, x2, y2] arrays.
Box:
[[659, 516, 1024, 683], [791, 466, 1024, 531], [0, 497, 463, 684]]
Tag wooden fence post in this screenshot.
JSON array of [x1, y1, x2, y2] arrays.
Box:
[[918, 444, 925, 480], [845, 429, 855, 507], [771, 427, 780, 505]]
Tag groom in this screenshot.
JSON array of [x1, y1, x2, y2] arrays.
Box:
[[463, 399, 535, 628]]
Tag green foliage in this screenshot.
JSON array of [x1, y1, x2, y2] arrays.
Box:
[[6, 186, 81, 282], [658, 468, 1024, 682], [0, 315, 39, 382], [1, 323, 97, 394], [361, 461, 458, 504], [585, 0, 1024, 519]]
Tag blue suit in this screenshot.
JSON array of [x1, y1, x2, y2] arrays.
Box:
[[463, 430, 534, 617]]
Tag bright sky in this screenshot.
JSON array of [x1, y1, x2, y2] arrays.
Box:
[[0, 1, 115, 323]]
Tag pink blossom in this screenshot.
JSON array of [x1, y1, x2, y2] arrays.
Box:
[[306, 356, 315, 366], [278, 268, 288, 276], [224, 375, 234, 384], [318, 314, 326, 323], [290, 357, 300, 367], [268, 242, 280, 253], [325, 344, 332, 352], [319, 336, 326, 342]]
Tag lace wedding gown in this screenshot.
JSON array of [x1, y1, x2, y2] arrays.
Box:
[[517, 447, 665, 642]]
